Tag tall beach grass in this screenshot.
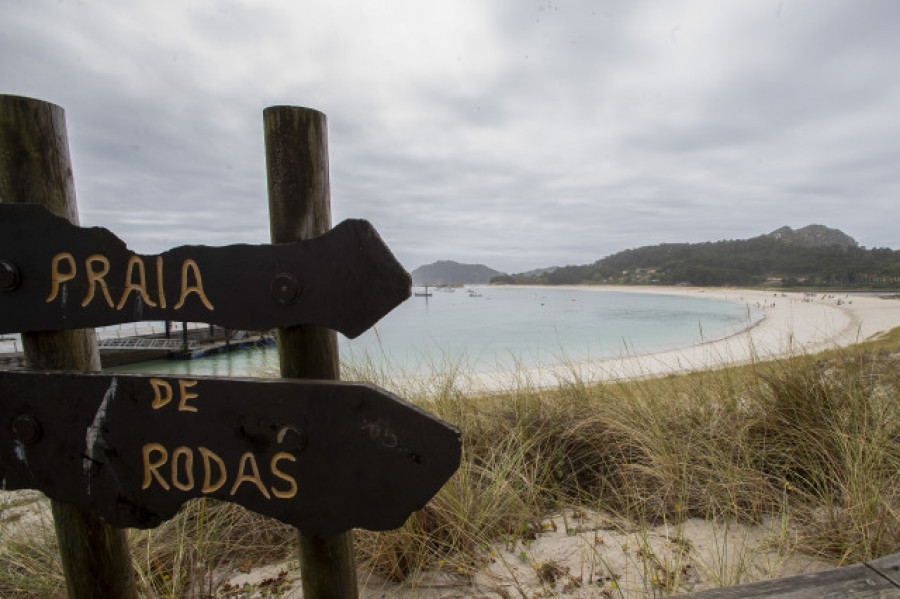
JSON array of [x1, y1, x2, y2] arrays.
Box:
[[1, 329, 898, 596]]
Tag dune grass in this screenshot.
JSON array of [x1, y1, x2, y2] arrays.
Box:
[[0, 329, 898, 597]]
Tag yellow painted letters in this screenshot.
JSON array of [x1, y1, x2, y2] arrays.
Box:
[[270, 452, 298, 499], [150, 378, 199, 413], [230, 452, 271, 499], [174, 259, 214, 310], [139, 443, 297, 500], [46, 252, 76, 302], [116, 255, 157, 309], [45, 252, 214, 313], [199, 447, 227, 493], [155, 255, 167, 308], [142, 443, 170, 491], [142, 381, 299, 502], [82, 254, 114, 308], [177, 380, 199, 413], [150, 379, 173, 409], [171, 446, 194, 491]]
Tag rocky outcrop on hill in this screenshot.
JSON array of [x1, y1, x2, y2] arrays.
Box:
[[767, 225, 858, 249]]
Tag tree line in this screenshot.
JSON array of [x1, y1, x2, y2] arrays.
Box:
[[492, 236, 900, 288]]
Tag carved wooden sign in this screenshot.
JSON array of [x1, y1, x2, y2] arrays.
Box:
[[0, 204, 411, 338], [0, 371, 461, 537]]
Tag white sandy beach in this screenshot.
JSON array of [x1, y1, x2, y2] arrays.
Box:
[[463, 286, 900, 393], [3, 288, 897, 388]]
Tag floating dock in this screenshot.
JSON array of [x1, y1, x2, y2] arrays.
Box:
[[0, 325, 275, 369]]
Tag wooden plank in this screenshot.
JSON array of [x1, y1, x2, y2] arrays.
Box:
[[0, 371, 461, 538], [265, 104, 358, 598], [0, 94, 136, 599], [676, 556, 900, 598], [0, 204, 410, 338], [867, 552, 900, 587]]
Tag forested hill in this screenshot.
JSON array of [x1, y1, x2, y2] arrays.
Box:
[[412, 260, 505, 285], [493, 226, 900, 288]]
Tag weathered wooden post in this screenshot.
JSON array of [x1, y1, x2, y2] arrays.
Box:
[[264, 106, 359, 598], [0, 97, 455, 599], [0, 94, 136, 598]]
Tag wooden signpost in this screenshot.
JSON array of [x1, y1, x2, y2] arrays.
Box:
[[0, 96, 460, 598], [2, 93, 136, 599], [0, 204, 410, 338], [0, 371, 461, 538]]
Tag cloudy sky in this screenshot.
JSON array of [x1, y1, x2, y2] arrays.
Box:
[[2, 1, 898, 274]]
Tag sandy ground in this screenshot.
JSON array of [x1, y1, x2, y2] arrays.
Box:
[[219, 510, 831, 598], [462, 286, 900, 393], [0, 496, 849, 598]]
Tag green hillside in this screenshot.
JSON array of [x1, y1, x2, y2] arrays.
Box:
[[494, 227, 900, 288]]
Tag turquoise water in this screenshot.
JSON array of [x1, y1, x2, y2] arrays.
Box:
[[110, 287, 762, 377]]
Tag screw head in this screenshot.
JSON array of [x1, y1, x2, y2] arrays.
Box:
[[12, 415, 41, 445], [0, 261, 20, 292], [270, 273, 301, 305]]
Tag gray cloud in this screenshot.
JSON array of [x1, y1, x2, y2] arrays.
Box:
[[1, 0, 898, 273]]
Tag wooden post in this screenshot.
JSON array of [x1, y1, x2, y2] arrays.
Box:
[[264, 106, 359, 599], [0, 95, 136, 598]]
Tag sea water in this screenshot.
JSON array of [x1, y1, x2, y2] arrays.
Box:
[[109, 287, 762, 378]]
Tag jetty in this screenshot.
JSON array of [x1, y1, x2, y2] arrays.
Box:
[[0, 323, 274, 369]]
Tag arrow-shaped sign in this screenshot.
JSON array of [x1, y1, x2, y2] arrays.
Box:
[[0, 204, 411, 338], [0, 371, 461, 537]]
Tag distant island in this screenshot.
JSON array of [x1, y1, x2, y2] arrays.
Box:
[[492, 225, 900, 288], [411, 260, 505, 286]]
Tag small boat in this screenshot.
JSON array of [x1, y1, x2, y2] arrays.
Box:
[[414, 285, 433, 298]]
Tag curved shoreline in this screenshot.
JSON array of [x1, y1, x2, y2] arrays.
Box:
[[458, 286, 900, 393]]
